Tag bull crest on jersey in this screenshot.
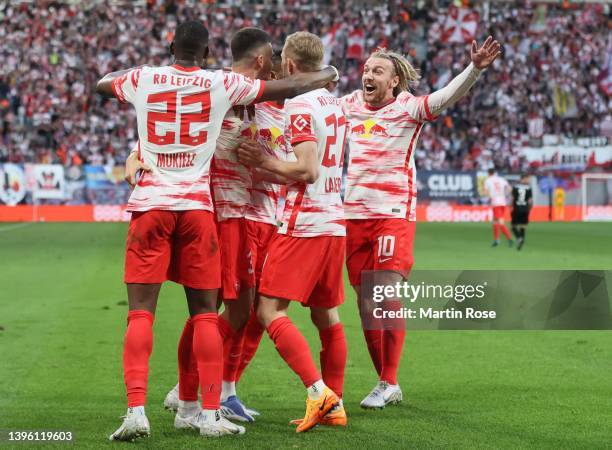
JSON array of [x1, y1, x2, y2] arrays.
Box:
[[351, 119, 388, 138], [258, 126, 286, 150], [240, 123, 258, 140]]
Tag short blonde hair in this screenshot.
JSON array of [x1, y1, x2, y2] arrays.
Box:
[[283, 31, 324, 72], [369, 48, 421, 96]]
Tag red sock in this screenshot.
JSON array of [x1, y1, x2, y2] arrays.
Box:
[[235, 310, 265, 382], [499, 223, 512, 240], [177, 318, 198, 402], [319, 323, 347, 398], [123, 310, 154, 407], [192, 313, 222, 410], [267, 317, 320, 387], [218, 315, 232, 341], [223, 325, 245, 382], [363, 329, 383, 376], [217, 315, 244, 382], [493, 223, 500, 240], [380, 328, 406, 385]]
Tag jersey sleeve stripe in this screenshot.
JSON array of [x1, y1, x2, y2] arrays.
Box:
[[223, 74, 232, 91], [286, 185, 306, 236], [249, 80, 265, 105], [111, 77, 127, 103], [130, 69, 141, 90], [423, 95, 434, 121], [290, 136, 317, 146]]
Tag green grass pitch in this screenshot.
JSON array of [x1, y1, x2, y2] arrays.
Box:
[[0, 222, 611, 449]]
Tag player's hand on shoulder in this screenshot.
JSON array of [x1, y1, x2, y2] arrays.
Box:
[[470, 36, 502, 70], [326, 80, 339, 92], [237, 139, 266, 168], [124, 150, 151, 188]]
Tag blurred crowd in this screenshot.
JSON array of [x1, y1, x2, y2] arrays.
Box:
[[0, 0, 610, 174]]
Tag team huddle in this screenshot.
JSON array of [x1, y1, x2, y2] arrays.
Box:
[[96, 21, 501, 441]]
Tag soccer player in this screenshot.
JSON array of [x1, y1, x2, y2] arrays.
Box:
[[511, 173, 533, 250], [238, 31, 348, 432], [151, 28, 274, 422], [339, 37, 501, 408], [179, 27, 275, 425], [96, 20, 337, 441], [484, 167, 513, 247], [235, 49, 286, 387]]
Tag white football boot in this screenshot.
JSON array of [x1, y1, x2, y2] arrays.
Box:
[[199, 410, 246, 437], [244, 406, 261, 417], [360, 381, 403, 409], [174, 401, 202, 430], [109, 407, 150, 441], [163, 383, 179, 411], [381, 382, 403, 405], [360, 381, 386, 409]]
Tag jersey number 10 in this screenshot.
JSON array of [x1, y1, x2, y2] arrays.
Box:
[[147, 91, 211, 146]]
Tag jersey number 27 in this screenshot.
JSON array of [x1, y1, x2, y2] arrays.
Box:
[[322, 114, 348, 168]]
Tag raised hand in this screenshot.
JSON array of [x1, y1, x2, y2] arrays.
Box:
[[471, 36, 502, 70]]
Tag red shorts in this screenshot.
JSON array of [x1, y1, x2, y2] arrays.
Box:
[[492, 206, 506, 220], [217, 218, 255, 300], [125, 210, 220, 289], [346, 218, 415, 287], [259, 234, 345, 308], [245, 219, 278, 284]]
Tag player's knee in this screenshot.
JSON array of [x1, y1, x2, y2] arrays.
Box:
[[256, 300, 273, 328], [226, 304, 250, 329], [310, 307, 340, 330], [184, 287, 218, 315], [256, 296, 287, 328]]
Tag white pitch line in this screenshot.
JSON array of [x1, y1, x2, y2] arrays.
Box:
[[0, 222, 36, 233]]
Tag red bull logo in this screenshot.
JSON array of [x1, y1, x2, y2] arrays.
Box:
[[258, 126, 285, 150], [240, 123, 258, 140], [351, 119, 388, 138]]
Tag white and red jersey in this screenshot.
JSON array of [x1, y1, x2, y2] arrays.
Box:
[[484, 174, 510, 206], [341, 90, 437, 221], [244, 101, 286, 225], [111, 64, 264, 212], [211, 106, 256, 221], [279, 88, 348, 238]]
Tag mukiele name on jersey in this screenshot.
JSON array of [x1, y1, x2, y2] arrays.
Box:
[[325, 176, 342, 193], [153, 74, 212, 88], [157, 152, 196, 169]]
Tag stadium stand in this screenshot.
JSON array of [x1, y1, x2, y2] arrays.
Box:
[[0, 0, 609, 177]]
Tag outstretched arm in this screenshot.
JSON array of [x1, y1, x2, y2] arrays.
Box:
[[96, 64, 150, 99], [426, 36, 501, 117], [257, 66, 339, 103], [96, 68, 134, 98]]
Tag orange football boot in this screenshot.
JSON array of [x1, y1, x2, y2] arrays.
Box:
[[295, 387, 340, 433], [291, 402, 347, 427]]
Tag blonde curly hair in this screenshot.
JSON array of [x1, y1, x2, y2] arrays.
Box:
[[369, 48, 421, 96]]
